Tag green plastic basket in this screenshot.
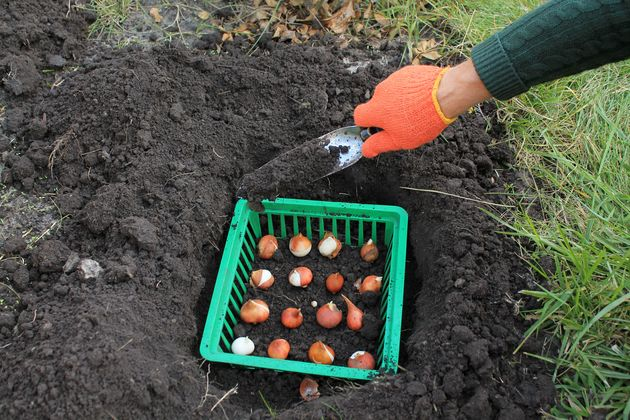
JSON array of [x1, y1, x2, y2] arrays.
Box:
[[199, 198, 408, 381]]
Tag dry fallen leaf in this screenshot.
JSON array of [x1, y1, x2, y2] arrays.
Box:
[[362, 2, 372, 19], [197, 10, 210, 20], [149, 7, 162, 23], [323, 0, 359, 34], [373, 12, 389, 26], [222, 32, 233, 42], [273, 24, 287, 38], [416, 38, 442, 60], [280, 29, 299, 43]]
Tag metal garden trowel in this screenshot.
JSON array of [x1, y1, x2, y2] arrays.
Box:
[[237, 126, 377, 201]]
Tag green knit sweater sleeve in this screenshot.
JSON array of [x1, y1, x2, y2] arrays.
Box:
[[471, 0, 630, 100]]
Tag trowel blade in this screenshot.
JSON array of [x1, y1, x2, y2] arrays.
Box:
[[319, 125, 364, 177], [237, 126, 366, 201]]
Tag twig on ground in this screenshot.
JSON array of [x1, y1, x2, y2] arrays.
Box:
[[212, 147, 224, 159], [0, 282, 21, 301], [116, 338, 134, 351], [198, 365, 237, 419]]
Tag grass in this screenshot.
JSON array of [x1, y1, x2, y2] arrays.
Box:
[[84, 0, 138, 40], [379, 0, 630, 417]]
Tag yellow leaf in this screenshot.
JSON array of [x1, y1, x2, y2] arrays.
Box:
[[265, 0, 277, 7], [197, 10, 210, 20], [373, 13, 389, 26], [323, 0, 358, 34], [149, 7, 162, 23]]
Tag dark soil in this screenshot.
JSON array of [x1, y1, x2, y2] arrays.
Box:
[[238, 135, 346, 203], [1, 1, 554, 419], [237, 238, 385, 365]]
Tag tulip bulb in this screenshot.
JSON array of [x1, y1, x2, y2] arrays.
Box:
[[299, 378, 320, 401], [308, 341, 335, 364], [257, 235, 278, 259], [341, 294, 363, 331], [231, 337, 255, 355], [240, 299, 270, 324], [249, 269, 275, 289], [289, 233, 312, 257], [288, 266, 313, 287], [281, 307, 303, 329], [325, 272, 344, 294], [317, 232, 342, 259], [347, 351, 375, 369], [359, 275, 382, 294], [316, 302, 342, 329], [267, 338, 290, 359], [360, 239, 379, 263]]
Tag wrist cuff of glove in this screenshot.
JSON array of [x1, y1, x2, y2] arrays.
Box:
[[431, 67, 457, 125]]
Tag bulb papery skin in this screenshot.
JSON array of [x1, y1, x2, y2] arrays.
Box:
[[342, 294, 364, 331], [347, 351, 375, 369], [360, 239, 379, 263], [231, 337, 255, 355], [316, 302, 343, 329], [317, 232, 342, 259], [289, 233, 312, 257], [299, 378, 320, 401], [257, 235, 278, 259], [240, 299, 270, 324], [325, 272, 344, 294], [308, 341, 335, 364], [359, 275, 382, 294], [318, 237, 336, 256], [281, 307, 303, 329], [250, 269, 275, 289], [288, 267, 313, 287], [267, 339, 290, 359]]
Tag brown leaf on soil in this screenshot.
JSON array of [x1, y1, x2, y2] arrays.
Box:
[[254, 8, 269, 21], [235, 22, 251, 33], [149, 7, 162, 23], [197, 10, 211, 20], [362, 2, 372, 19], [222, 32, 233, 42], [280, 29, 299, 43], [373, 12, 389, 26], [323, 0, 359, 34], [416, 38, 442, 60], [265, 0, 277, 7], [289, 0, 305, 6]]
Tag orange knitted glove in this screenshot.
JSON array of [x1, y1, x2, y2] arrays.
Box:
[[354, 65, 456, 158]]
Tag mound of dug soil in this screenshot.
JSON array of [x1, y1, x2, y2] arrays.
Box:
[[1, 1, 554, 418]]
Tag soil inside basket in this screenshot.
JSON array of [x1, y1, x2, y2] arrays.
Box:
[[234, 238, 386, 366]]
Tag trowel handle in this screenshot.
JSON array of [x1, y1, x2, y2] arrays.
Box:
[[359, 127, 382, 140]]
